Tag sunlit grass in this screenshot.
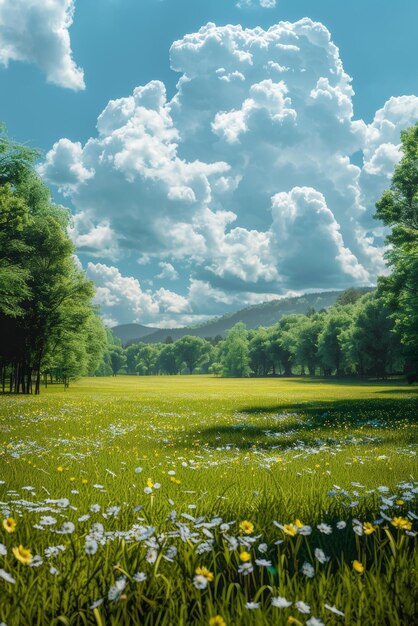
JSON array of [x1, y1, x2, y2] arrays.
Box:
[[0, 376, 417, 625]]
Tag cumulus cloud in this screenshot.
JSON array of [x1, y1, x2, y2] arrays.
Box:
[[156, 262, 179, 281], [0, 0, 85, 90], [40, 19, 418, 324], [236, 0, 277, 8]]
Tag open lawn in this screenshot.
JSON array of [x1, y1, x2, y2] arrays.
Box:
[[0, 376, 417, 625]]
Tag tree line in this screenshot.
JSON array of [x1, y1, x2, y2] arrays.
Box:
[[105, 288, 403, 379], [0, 126, 107, 393]]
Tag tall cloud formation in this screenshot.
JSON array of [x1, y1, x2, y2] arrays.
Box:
[[0, 0, 84, 90], [40, 19, 418, 325]]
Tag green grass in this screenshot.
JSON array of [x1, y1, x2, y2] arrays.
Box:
[[0, 376, 417, 625]]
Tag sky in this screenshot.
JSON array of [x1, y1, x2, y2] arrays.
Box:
[[1, 0, 417, 328]]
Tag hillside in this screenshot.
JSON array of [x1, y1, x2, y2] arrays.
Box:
[[112, 323, 160, 345], [113, 290, 369, 346]]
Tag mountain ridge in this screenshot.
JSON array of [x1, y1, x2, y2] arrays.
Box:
[[112, 289, 373, 346]]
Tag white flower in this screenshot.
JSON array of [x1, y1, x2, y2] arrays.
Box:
[[90, 504, 101, 513], [168, 470, 176, 476], [153, 483, 161, 489], [238, 562, 254, 575], [353, 525, 363, 536], [245, 602, 260, 609], [85, 539, 98, 555], [325, 604, 345, 616], [29, 555, 43, 567], [193, 574, 208, 590], [258, 543, 268, 553], [301, 562, 315, 578], [78, 514, 90, 522], [0, 544, 7, 556], [90, 599, 104, 609], [44, 545, 65, 558], [134, 467, 143, 473], [146, 548, 158, 564], [336, 521, 346, 529], [39, 516, 57, 526], [298, 525, 312, 536], [57, 521, 75, 534], [271, 596, 292, 608], [255, 558, 272, 567], [317, 523, 332, 534], [307, 618, 325, 626], [108, 576, 127, 601], [295, 600, 310, 614], [144, 487, 153, 495], [133, 571, 147, 582], [314, 548, 330, 564], [49, 567, 59, 576], [0, 569, 16, 584]]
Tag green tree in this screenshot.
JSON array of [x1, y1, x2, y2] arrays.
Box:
[[317, 306, 352, 376], [220, 323, 251, 378], [174, 335, 208, 374], [374, 122, 418, 381]]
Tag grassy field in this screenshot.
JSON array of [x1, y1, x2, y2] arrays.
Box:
[[0, 376, 417, 625]]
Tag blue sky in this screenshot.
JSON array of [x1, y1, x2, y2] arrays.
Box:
[[1, 0, 417, 327]]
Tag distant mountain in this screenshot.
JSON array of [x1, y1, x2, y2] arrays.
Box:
[[112, 323, 159, 345], [113, 289, 372, 346]]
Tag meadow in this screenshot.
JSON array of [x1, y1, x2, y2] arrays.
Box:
[[0, 376, 417, 626]]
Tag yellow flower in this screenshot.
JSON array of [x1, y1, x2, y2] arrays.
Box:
[[239, 551, 251, 562], [282, 523, 297, 537], [209, 617, 226, 626], [12, 545, 32, 565], [195, 566, 214, 582], [146, 478, 154, 489], [294, 519, 304, 529], [395, 499, 404, 506], [3, 517, 17, 533], [57, 466, 64, 472], [391, 517, 412, 531], [353, 560, 364, 574], [363, 522, 376, 535], [239, 520, 254, 535], [82, 479, 88, 484]]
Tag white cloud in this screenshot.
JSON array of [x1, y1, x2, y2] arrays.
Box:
[[0, 0, 85, 90], [156, 262, 179, 281], [236, 0, 277, 8], [40, 19, 418, 324]]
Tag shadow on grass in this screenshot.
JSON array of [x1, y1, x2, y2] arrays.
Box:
[[189, 397, 418, 451]]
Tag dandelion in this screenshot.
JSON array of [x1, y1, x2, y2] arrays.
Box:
[[193, 574, 208, 589], [195, 566, 214, 582], [271, 596, 292, 608], [239, 520, 254, 535], [295, 601, 310, 614], [239, 551, 251, 562], [391, 517, 412, 531], [12, 545, 32, 565], [282, 523, 297, 537], [209, 616, 226, 626], [363, 522, 376, 535], [2, 518, 16, 533], [353, 560, 364, 574]]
